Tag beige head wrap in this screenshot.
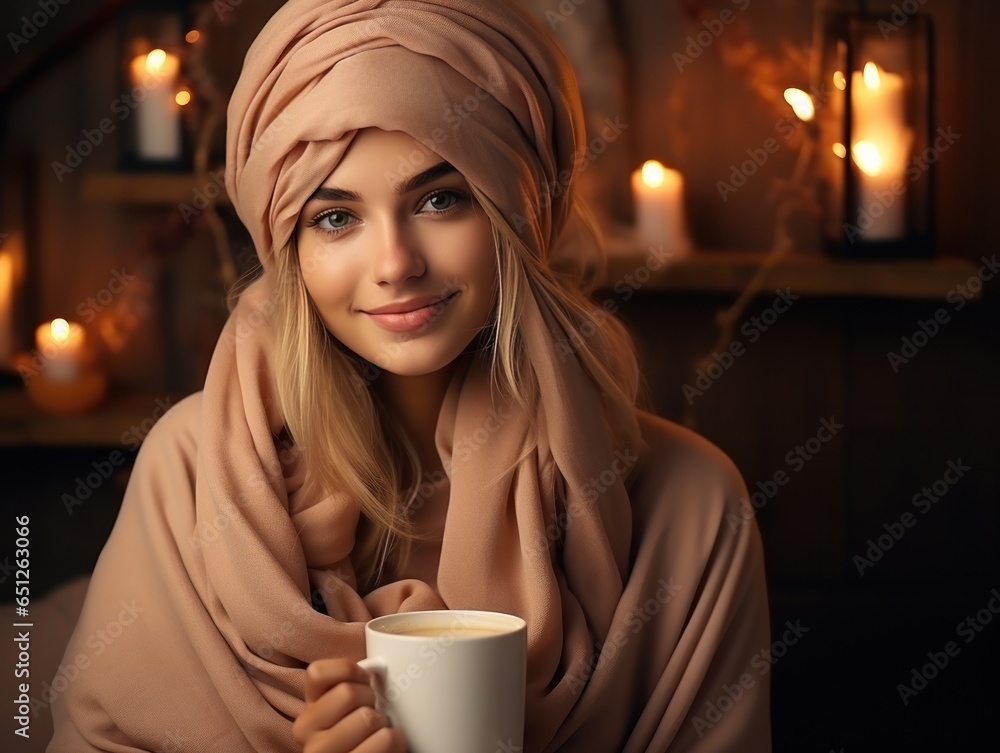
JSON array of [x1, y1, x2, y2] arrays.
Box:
[[49, 2, 771, 751], [226, 0, 600, 285]]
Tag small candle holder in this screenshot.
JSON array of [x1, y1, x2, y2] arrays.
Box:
[[119, 1, 194, 171], [817, 6, 934, 258], [16, 319, 108, 415]]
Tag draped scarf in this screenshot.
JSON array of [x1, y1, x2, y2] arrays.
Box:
[[48, 2, 771, 751]]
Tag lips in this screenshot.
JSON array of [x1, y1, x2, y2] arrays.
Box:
[[364, 291, 460, 333], [365, 294, 451, 315]]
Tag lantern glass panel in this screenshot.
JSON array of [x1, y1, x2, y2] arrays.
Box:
[[818, 11, 933, 258]]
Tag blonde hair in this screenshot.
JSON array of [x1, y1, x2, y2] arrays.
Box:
[[253, 187, 645, 591]]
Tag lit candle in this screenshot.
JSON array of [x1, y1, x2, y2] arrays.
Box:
[[0, 252, 12, 366], [850, 62, 912, 240], [630, 160, 693, 259], [130, 48, 182, 160], [20, 318, 106, 415], [35, 318, 86, 380]]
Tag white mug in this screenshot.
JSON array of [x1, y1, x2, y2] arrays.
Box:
[[357, 609, 526, 753]]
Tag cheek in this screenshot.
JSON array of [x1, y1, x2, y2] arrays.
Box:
[[470, 232, 498, 289], [442, 221, 495, 281], [298, 238, 354, 311]]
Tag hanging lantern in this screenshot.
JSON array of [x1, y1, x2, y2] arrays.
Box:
[[817, 7, 934, 258]]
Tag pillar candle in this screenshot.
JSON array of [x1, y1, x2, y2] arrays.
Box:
[[851, 62, 911, 241], [630, 160, 692, 259], [35, 318, 86, 380], [130, 49, 182, 160]]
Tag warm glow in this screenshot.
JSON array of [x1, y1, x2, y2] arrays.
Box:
[[175, 90, 192, 106], [833, 142, 847, 159], [185, 29, 200, 44], [35, 318, 86, 360], [783, 88, 815, 121], [0, 253, 12, 308], [863, 62, 881, 90], [641, 160, 666, 188], [834, 71, 847, 91], [50, 318, 71, 344], [145, 48, 168, 75], [852, 141, 883, 176]]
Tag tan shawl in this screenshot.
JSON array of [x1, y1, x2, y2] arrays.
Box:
[[48, 1, 771, 750]]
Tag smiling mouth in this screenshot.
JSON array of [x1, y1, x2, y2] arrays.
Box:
[[364, 291, 460, 333], [408, 291, 459, 313]]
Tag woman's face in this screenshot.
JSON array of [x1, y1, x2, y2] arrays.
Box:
[[295, 128, 497, 376]]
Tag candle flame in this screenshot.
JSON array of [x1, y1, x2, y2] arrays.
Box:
[[175, 90, 192, 106], [852, 141, 883, 176], [863, 62, 881, 90], [641, 160, 666, 188], [783, 88, 815, 122], [50, 318, 71, 344], [145, 49, 168, 75], [833, 143, 847, 159], [834, 71, 847, 91]]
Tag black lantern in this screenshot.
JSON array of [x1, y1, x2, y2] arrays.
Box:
[[816, 5, 934, 258], [119, 1, 194, 170]]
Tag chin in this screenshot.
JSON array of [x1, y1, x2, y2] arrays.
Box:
[[379, 348, 466, 377], [354, 335, 467, 377]]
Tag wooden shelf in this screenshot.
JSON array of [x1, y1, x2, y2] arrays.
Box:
[[599, 251, 983, 301], [82, 172, 230, 205], [0, 388, 184, 447]]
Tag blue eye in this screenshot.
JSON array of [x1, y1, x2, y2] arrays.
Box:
[[318, 211, 353, 229], [425, 192, 456, 211], [419, 189, 469, 214], [308, 209, 357, 236]]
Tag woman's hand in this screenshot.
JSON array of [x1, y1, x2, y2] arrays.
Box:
[[293, 658, 407, 753]]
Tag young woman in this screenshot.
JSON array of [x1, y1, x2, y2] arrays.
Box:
[[49, 1, 771, 751]]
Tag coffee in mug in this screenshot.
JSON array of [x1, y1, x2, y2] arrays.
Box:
[[383, 625, 507, 638], [358, 609, 526, 753]]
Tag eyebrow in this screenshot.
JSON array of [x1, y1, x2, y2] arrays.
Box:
[[308, 161, 460, 202]]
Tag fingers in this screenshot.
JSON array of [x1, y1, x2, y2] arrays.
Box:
[[293, 659, 407, 753], [353, 726, 407, 753], [295, 677, 378, 742], [299, 706, 394, 753], [304, 658, 373, 704]]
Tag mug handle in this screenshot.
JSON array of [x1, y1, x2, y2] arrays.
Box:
[[357, 657, 389, 714]]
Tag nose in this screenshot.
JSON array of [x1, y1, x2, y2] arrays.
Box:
[[371, 217, 425, 285]]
